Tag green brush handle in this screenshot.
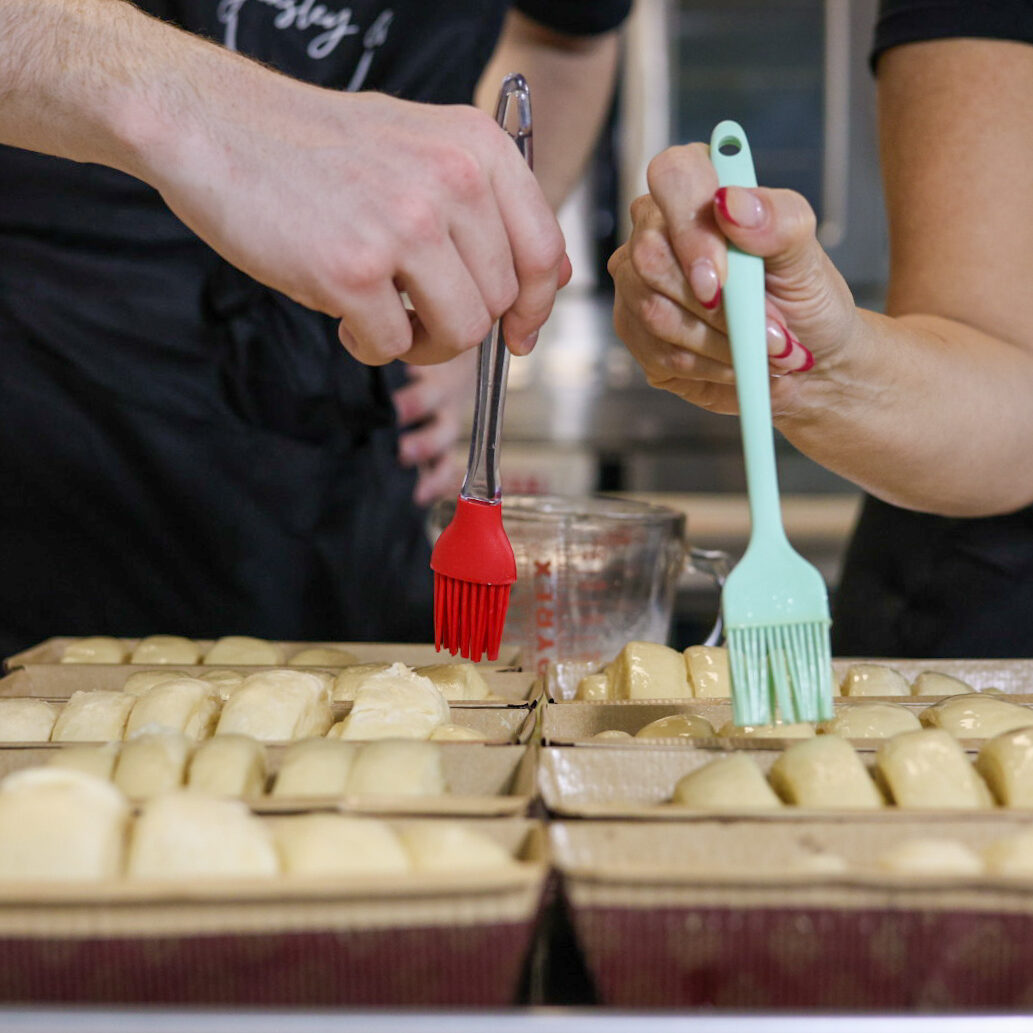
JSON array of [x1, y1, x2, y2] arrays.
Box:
[[710, 121, 789, 550]]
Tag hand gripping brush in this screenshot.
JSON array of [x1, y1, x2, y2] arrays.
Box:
[[430, 74, 532, 662], [710, 120, 834, 727]]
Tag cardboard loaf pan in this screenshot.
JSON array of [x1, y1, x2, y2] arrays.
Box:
[[0, 817, 545, 1007], [0, 664, 541, 706], [0, 743, 537, 817], [552, 818, 1033, 1009], [4, 637, 522, 671], [537, 744, 1020, 821]]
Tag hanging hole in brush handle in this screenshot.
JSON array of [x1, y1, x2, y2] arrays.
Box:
[[684, 547, 731, 647]]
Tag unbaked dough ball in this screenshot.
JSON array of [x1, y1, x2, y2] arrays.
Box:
[[0, 768, 129, 879], [51, 691, 136, 742], [588, 729, 633, 742], [129, 635, 200, 665], [113, 732, 193, 798], [875, 838, 984, 876], [289, 646, 360, 666], [47, 743, 119, 780], [876, 729, 994, 808], [684, 645, 732, 698], [718, 721, 815, 738], [398, 822, 516, 872], [187, 735, 266, 797], [61, 636, 125, 664], [635, 714, 716, 740], [975, 728, 1033, 807], [983, 828, 1033, 875], [271, 738, 358, 797], [331, 663, 392, 702], [670, 755, 783, 810], [920, 693, 1033, 739], [346, 740, 446, 796], [122, 669, 195, 697], [203, 636, 284, 666], [818, 702, 921, 739], [198, 669, 246, 700], [275, 814, 410, 877], [415, 663, 492, 701], [575, 673, 611, 701], [428, 723, 485, 741], [768, 735, 883, 809], [331, 664, 449, 740], [215, 670, 332, 741], [0, 698, 57, 741], [910, 671, 975, 696], [840, 664, 910, 697], [127, 793, 278, 879], [611, 642, 691, 699], [124, 678, 219, 741]]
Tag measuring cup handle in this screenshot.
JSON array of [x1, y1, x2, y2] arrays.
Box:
[[684, 547, 731, 647]]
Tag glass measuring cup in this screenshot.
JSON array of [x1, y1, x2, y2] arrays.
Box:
[[430, 494, 728, 698]]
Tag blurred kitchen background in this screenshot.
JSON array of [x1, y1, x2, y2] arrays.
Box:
[[478, 0, 886, 644]]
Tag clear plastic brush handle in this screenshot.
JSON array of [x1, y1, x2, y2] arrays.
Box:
[[461, 74, 532, 504]]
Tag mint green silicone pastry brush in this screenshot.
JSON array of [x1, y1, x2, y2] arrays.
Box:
[[710, 120, 834, 727]]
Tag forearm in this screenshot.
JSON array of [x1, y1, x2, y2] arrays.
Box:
[[475, 10, 619, 211], [779, 310, 1033, 517]]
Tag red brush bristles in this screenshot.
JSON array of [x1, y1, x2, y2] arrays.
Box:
[[434, 574, 512, 662]]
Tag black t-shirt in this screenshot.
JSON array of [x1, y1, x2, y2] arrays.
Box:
[[0, 1, 629, 654]]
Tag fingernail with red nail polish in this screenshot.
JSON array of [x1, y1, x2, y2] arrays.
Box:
[[689, 259, 722, 310], [795, 345, 815, 373], [714, 186, 764, 229], [767, 319, 793, 360]]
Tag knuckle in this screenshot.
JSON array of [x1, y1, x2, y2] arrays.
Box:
[[436, 144, 488, 203], [637, 287, 676, 335], [397, 195, 446, 246], [326, 245, 392, 295], [628, 232, 671, 289]]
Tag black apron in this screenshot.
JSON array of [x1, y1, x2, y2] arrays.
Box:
[[832, 495, 1033, 658]]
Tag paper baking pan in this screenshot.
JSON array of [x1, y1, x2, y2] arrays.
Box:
[[552, 818, 1033, 1008], [0, 817, 545, 1006]]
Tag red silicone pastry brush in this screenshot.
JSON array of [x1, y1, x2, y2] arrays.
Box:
[[430, 73, 531, 662]]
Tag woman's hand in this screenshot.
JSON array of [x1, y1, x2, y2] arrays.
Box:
[[608, 142, 863, 418]]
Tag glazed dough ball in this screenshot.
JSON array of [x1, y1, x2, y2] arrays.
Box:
[[414, 663, 492, 701], [128, 793, 278, 879], [61, 636, 125, 664], [346, 740, 446, 796], [975, 728, 1033, 807], [275, 815, 410, 877], [0, 768, 129, 880], [113, 732, 192, 798], [920, 693, 1033, 739], [611, 642, 691, 699], [271, 739, 358, 797], [684, 645, 732, 698], [51, 691, 136, 742], [215, 670, 332, 741], [331, 663, 392, 702], [818, 702, 921, 739], [875, 838, 984, 876], [576, 673, 611, 701], [718, 721, 815, 739], [876, 729, 994, 808], [428, 723, 485, 742], [332, 664, 449, 740], [123, 669, 195, 697], [129, 635, 200, 665], [47, 743, 120, 780], [840, 664, 910, 697], [289, 646, 360, 666], [589, 729, 634, 742], [198, 669, 246, 700], [911, 671, 975, 697], [187, 735, 267, 797], [670, 755, 783, 810], [124, 678, 219, 741], [203, 635, 283, 666], [0, 698, 57, 741], [635, 714, 716, 740], [768, 735, 883, 809], [399, 822, 516, 873], [983, 828, 1033, 875]]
